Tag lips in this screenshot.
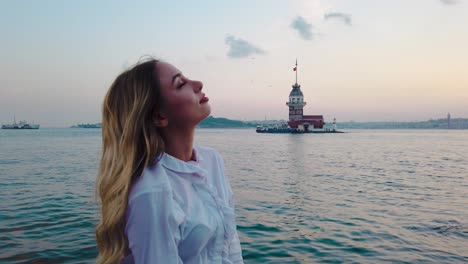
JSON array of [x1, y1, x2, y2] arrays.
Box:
[[200, 94, 209, 103]]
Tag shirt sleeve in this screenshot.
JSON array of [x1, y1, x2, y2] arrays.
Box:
[[226, 189, 244, 264], [125, 188, 184, 264], [216, 151, 244, 263], [228, 231, 244, 263]]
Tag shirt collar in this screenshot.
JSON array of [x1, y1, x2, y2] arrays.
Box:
[[159, 147, 206, 175]]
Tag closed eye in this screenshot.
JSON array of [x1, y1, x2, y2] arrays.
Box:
[[176, 76, 188, 89], [177, 81, 186, 89]]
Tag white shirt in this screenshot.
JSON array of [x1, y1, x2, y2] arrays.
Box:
[[121, 146, 244, 264]]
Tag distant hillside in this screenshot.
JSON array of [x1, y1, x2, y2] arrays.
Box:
[[336, 118, 468, 129], [70, 123, 102, 128], [198, 116, 255, 128]]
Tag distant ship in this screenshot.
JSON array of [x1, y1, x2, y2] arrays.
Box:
[[2, 119, 40, 129], [71, 123, 102, 128], [256, 60, 343, 134]]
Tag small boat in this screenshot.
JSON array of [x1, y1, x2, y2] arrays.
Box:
[[256, 123, 292, 133]]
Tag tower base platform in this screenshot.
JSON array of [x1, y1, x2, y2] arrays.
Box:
[[256, 127, 344, 134]]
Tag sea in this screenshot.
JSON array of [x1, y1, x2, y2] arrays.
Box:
[[1, 128, 467, 263]]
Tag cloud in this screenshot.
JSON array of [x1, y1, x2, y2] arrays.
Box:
[[225, 35, 265, 59], [290, 16, 314, 40], [324, 12, 352, 26], [440, 0, 459, 4]]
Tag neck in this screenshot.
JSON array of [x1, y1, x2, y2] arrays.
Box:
[[161, 125, 196, 162]]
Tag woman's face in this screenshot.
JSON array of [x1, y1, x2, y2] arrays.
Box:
[[155, 62, 211, 128]]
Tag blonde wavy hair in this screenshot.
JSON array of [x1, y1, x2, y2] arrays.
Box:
[[95, 58, 165, 264]]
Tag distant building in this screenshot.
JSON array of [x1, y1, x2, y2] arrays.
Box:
[[447, 113, 451, 129], [256, 60, 343, 134], [285, 60, 325, 131]]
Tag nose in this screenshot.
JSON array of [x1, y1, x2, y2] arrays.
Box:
[[193, 80, 203, 93]]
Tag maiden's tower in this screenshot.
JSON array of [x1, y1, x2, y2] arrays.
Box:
[[256, 60, 342, 133]]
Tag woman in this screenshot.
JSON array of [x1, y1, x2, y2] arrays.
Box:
[[95, 58, 243, 264]]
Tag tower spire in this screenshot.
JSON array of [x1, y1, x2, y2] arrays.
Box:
[[295, 58, 298, 84]]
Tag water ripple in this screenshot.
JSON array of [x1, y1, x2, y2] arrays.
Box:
[[1, 129, 468, 263]]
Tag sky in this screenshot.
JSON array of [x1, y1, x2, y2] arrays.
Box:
[[0, 0, 467, 127]]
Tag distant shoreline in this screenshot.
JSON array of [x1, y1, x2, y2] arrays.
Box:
[[332, 118, 468, 129], [20, 117, 467, 129], [200, 116, 468, 129]]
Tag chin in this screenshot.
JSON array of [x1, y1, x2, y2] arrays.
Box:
[[201, 103, 211, 118], [191, 104, 211, 126]]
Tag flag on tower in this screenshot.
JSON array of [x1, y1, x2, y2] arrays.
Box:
[[293, 67, 297, 71]]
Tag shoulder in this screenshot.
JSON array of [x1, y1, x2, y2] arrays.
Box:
[[196, 145, 223, 164], [196, 146, 232, 197], [128, 159, 171, 203]]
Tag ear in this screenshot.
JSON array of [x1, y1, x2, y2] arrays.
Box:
[[153, 111, 168, 127]]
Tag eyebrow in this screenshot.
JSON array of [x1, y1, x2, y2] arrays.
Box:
[[171, 73, 182, 84]]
